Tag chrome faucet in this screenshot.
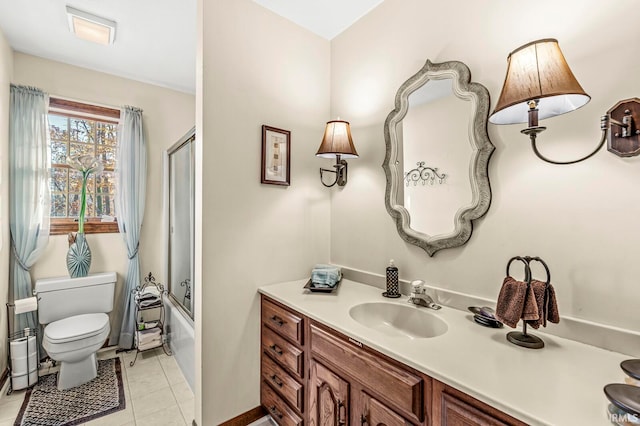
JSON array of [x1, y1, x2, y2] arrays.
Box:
[[408, 280, 441, 310]]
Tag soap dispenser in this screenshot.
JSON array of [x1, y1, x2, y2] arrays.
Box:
[[383, 259, 401, 298]]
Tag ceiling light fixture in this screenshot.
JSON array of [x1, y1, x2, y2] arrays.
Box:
[[66, 6, 117, 46]]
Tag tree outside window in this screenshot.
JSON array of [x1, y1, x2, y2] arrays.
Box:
[[48, 99, 120, 235]]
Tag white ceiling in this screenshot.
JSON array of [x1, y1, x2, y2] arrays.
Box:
[[0, 0, 382, 95], [0, 0, 196, 94], [253, 0, 384, 40]]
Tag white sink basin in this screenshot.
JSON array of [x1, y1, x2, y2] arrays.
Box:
[[349, 302, 448, 339]]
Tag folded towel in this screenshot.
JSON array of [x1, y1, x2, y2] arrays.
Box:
[[311, 264, 341, 287], [494, 276, 538, 328], [138, 291, 161, 308], [138, 299, 162, 308], [138, 328, 161, 345], [138, 339, 162, 351], [526, 280, 560, 329], [142, 286, 161, 297]]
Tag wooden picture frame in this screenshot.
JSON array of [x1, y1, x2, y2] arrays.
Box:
[[261, 125, 291, 186]]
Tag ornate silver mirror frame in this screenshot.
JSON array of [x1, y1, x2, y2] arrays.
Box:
[[383, 60, 494, 256]]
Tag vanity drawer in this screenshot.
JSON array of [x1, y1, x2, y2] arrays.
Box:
[[262, 298, 304, 345], [262, 353, 304, 412], [310, 323, 424, 423], [263, 326, 304, 379], [262, 380, 303, 426]]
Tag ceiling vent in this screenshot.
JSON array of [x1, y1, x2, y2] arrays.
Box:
[[66, 6, 116, 45]]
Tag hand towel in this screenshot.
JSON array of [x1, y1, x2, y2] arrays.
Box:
[[311, 264, 341, 287], [494, 276, 538, 328], [526, 280, 560, 329]]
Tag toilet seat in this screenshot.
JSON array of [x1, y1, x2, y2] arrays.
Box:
[[44, 313, 110, 355]]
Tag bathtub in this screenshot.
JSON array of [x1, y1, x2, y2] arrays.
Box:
[[164, 295, 194, 391]]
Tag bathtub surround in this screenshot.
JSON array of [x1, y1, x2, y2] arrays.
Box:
[[9, 84, 50, 333], [165, 296, 195, 391], [116, 106, 147, 350]]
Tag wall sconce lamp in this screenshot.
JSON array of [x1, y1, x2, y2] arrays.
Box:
[[489, 38, 640, 165], [316, 119, 358, 187]]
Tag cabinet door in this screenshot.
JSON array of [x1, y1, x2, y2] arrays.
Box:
[[432, 380, 524, 426], [309, 359, 350, 426], [361, 393, 412, 426]]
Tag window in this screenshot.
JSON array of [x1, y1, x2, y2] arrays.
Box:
[[48, 98, 120, 235]]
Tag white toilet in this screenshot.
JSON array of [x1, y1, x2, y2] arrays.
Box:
[[35, 272, 117, 390]]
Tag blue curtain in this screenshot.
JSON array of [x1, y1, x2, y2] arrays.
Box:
[[9, 85, 50, 333], [116, 106, 146, 349]]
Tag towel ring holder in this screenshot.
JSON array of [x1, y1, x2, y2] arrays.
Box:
[[504, 256, 549, 349], [527, 256, 551, 326]]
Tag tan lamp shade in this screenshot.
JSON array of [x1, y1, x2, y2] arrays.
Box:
[[489, 38, 590, 125], [316, 120, 358, 159]]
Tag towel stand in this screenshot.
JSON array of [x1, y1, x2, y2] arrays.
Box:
[[505, 256, 551, 349]]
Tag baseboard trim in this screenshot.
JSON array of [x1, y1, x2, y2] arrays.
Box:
[[219, 406, 266, 426]]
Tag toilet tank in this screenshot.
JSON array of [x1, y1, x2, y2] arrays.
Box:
[[35, 272, 117, 324]]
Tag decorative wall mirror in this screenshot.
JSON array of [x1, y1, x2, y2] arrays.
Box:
[[383, 60, 494, 256], [164, 128, 195, 318]]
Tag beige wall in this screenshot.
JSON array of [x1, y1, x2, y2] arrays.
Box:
[[0, 29, 13, 377], [199, 0, 331, 422], [330, 0, 640, 335], [12, 53, 195, 342]]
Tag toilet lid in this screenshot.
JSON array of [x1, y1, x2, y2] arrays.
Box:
[[45, 313, 109, 343]]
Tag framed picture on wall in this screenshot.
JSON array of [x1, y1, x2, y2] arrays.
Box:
[[261, 125, 291, 186]]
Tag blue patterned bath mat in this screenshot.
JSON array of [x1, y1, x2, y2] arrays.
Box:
[[14, 357, 125, 426]]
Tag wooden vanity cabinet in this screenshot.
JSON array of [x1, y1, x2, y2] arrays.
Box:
[[261, 296, 307, 426], [431, 380, 527, 426], [309, 322, 427, 426], [309, 360, 350, 426], [260, 296, 527, 426], [362, 393, 414, 426]]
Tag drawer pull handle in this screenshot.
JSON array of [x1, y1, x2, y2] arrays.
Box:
[[269, 344, 283, 355], [270, 315, 285, 326], [269, 405, 283, 419], [360, 414, 368, 425], [270, 374, 283, 388], [338, 400, 347, 425]]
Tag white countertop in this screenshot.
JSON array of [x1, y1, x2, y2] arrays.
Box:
[[259, 279, 630, 426]]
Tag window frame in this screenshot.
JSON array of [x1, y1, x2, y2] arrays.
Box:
[[48, 98, 121, 236]]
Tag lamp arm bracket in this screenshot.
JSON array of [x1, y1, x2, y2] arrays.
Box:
[[319, 160, 348, 187], [319, 167, 338, 187], [530, 127, 608, 165], [609, 118, 628, 128]]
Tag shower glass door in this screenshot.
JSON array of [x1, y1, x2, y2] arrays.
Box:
[[166, 128, 195, 318]]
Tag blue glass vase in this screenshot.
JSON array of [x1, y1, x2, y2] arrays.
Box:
[[66, 232, 91, 278]]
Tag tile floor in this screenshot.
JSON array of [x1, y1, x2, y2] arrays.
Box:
[[0, 347, 194, 426]]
